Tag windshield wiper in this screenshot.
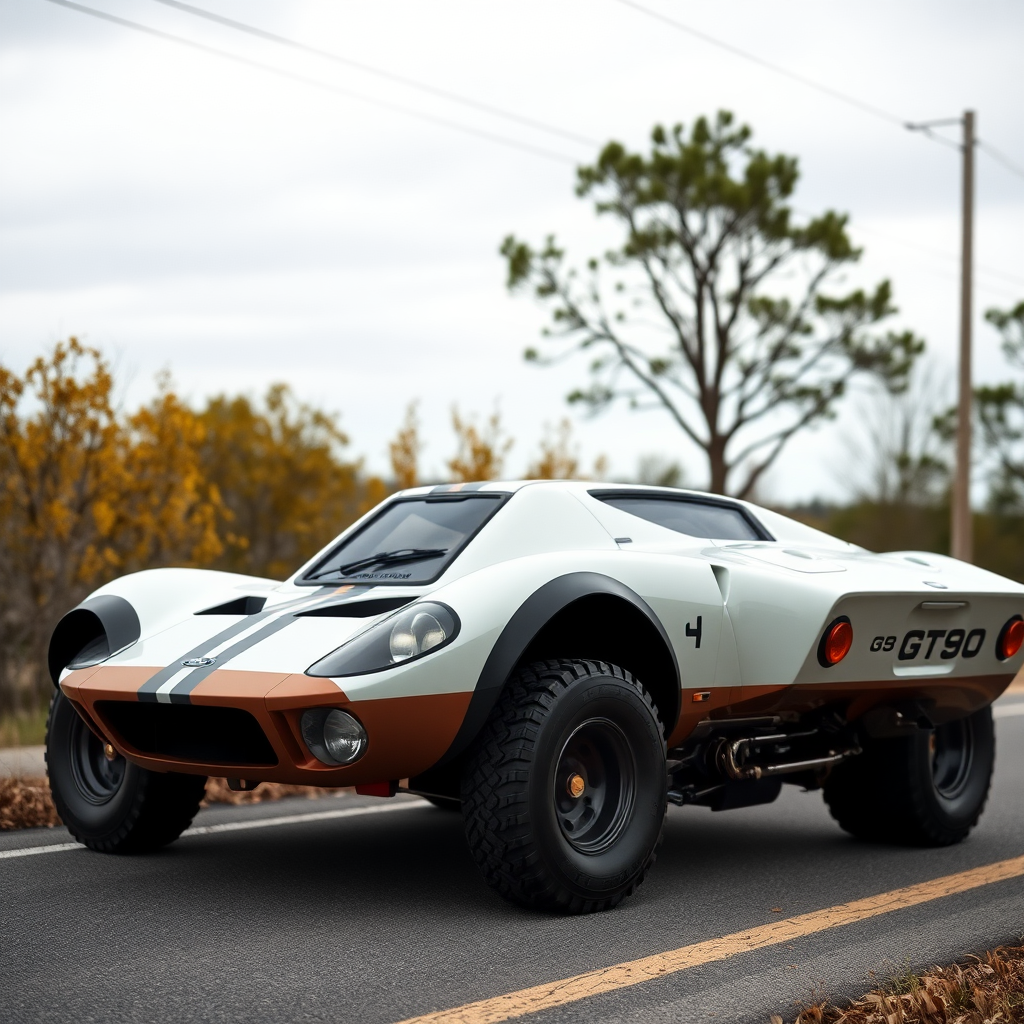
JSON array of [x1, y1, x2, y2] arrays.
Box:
[[307, 547, 449, 580]]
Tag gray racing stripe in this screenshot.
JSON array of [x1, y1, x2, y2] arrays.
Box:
[[138, 589, 341, 703], [137, 613, 278, 702], [165, 613, 301, 703]]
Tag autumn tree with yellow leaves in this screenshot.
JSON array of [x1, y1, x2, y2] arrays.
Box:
[[0, 341, 606, 714], [0, 341, 393, 712], [0, 341, 225, 709], [447, 407, 514, 483], [197, 385, 381, 581]]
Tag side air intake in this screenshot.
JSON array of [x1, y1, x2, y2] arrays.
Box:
[[48, 595, 141, 685]]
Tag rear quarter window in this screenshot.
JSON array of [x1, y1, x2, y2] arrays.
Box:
[[592, 493, 770, 541]]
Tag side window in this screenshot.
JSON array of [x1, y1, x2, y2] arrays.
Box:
[[593, 495, 767, 541]]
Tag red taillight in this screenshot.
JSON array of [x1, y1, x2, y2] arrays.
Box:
[[997, 616, 1024, 660], [819, 619, 853, 667]]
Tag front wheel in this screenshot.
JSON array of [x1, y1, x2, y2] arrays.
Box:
[[461, 660, 667, 913], [46, 690, 207, 853], [823, 705, 995, 846]]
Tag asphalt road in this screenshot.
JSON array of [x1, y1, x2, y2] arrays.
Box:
[[2, 701, 1023, 1024]]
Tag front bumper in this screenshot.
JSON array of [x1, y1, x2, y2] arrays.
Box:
[[60, 665, 471, 786]]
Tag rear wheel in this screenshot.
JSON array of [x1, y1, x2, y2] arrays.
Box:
[[46, 690, 207, 853], [823, 706, 994, 846], [461, 660, 666, 913]]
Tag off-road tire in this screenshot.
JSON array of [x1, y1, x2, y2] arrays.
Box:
[[823, 706, 995, 846], [46, 690, 207, 853], [461, 659, 667, 913]]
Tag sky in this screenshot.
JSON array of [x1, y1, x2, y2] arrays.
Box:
[[2, 0, 1023, 502]]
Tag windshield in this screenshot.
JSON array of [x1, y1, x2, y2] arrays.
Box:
[[299, 494, 506, 585]]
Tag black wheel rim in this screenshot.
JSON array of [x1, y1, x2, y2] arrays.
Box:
[[930, 718, 973, 799], [554, 717, 636, 855], [69, 714, 126, 805]]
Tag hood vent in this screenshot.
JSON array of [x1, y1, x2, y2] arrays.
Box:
[[297, 597, 413, 618], [196, 596, 267, 616]]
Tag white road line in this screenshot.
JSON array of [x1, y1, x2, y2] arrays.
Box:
[[183, 800, 422, 835], [994, 703, 1024, 719], [0, 842, 82, 860], [0, 800, 424, 861]]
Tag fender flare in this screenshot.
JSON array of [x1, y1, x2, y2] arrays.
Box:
[[438, 571, 679, 763], [48, 594, 141, 686]]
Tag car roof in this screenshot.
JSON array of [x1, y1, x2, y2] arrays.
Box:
[[396, 478, 761, 512]]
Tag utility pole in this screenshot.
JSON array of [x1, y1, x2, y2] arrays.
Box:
[[953, 110, 975, 562], [906, 110, 975, 561]]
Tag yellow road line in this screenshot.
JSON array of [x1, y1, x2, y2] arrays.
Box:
[[397, 853, 1024, 1024]]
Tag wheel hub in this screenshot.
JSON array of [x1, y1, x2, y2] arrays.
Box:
[[930, 718, 974, 800], [69, 716, 126, 805], [554, 717, 636, 855]]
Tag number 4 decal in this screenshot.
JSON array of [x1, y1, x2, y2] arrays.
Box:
[[686, 616, 702, 649]]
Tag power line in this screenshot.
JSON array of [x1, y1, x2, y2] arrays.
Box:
[[843, 218, 1024, 292], [611, 0, 906, 128], [614, 0, 1024, 188], [978, 140, 1024, 183], [147, 0, 601, 150], [39, 0, 580, 166], [35, 0, 1024, 298]]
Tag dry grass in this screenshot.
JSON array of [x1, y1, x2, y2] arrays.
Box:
[[0, 707, 49, 747], [0, 775, 349, 829], [772, 946, 1024, 1023]]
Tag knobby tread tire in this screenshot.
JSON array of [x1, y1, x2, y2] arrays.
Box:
[[461, 659, 666, 914], [46, 691, 207, 854], [823, 707, 994, 847]]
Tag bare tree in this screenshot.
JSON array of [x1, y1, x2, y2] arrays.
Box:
[[503, 112, 923, 497]]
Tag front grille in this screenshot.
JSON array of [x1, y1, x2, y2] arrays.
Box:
[[97, 701, 278, 766]]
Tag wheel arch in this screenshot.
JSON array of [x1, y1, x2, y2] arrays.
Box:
[[438, 572, 680, 763]]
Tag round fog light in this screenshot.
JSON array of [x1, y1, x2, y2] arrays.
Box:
[[300, 708, 368, 766]]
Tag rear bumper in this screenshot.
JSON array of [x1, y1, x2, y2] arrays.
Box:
[[60, 666, 471, 786]]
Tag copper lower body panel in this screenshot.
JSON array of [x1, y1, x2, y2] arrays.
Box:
[[63, 666, 1014, 782], [61, 666, 472, 787]]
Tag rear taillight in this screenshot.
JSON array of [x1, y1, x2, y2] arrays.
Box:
[[996, 616, 1024, 660], [818, 617, 853, 667]]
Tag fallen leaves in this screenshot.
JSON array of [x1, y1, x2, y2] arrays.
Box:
[[0, 776, 60, 830], [774, 946, 1024, 1023], [0, 774, 348, 829]]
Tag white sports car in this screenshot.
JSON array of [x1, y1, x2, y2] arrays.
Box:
[[48, 481, 1024, 912]]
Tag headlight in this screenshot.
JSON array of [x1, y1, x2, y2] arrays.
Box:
[[306, 602, 459, 678], [301, 708, 368, 765]]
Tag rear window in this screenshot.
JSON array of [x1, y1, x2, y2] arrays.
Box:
[[298, 494, 505, 586], [594, 494, 768, 541]]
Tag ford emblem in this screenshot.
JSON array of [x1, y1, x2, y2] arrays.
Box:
[[182, 657, 216, 668]]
